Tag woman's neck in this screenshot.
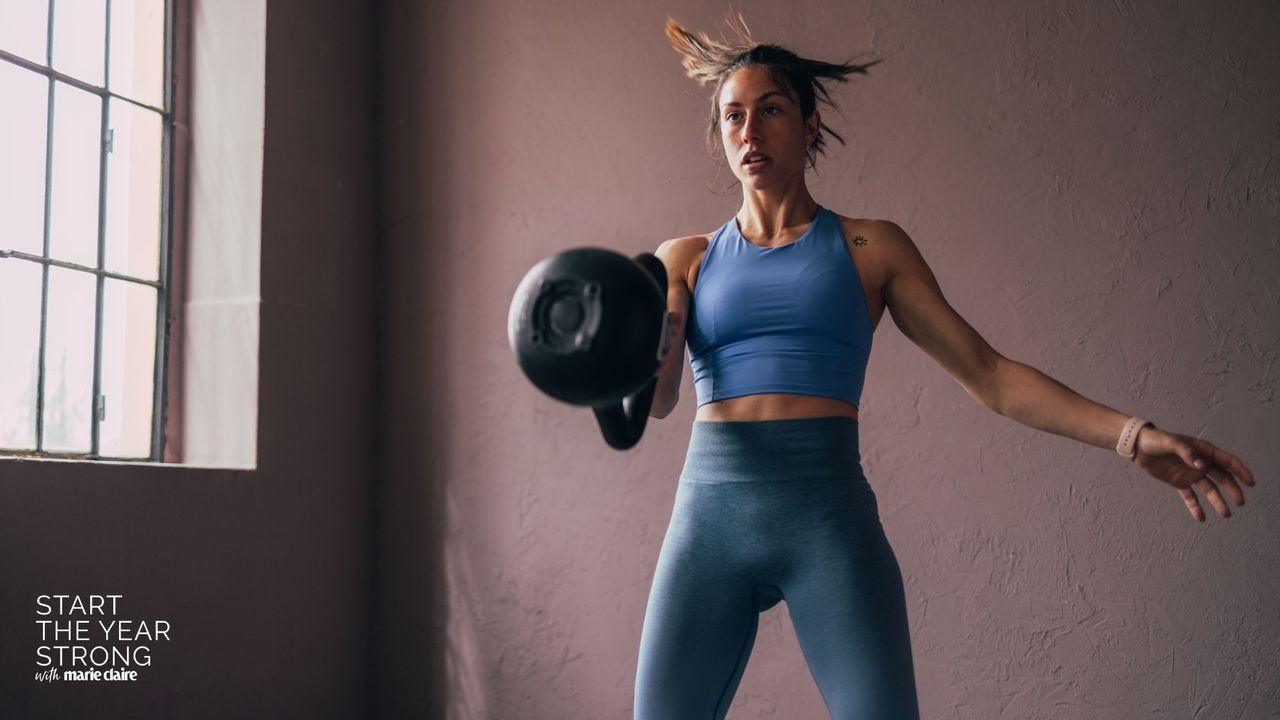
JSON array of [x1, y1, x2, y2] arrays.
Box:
[[736, 189, 819, 245]]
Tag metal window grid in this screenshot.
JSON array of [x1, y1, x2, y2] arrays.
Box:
[[0, 0, 176, 462]]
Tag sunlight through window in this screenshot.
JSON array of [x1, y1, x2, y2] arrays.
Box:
[[1, 0, 171, 461]]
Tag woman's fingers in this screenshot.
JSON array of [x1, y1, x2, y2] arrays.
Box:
[[1179, 487, 1206, 522], [1218, 448, 1256, 488], [1191, 437, 1257, 487], [1208, 465, 1248, 507], [1179, 468, 1245, 522], [1196, 476, 1232, 519], [1161, 435, 1257, 523]]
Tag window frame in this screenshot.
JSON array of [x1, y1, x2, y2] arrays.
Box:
[[0, 0, 176, 462]]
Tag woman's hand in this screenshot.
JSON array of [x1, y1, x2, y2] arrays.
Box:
[[1133, 426, 1257, 522]]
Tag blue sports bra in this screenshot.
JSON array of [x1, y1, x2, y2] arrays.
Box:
[[685, 204, 874, 408]]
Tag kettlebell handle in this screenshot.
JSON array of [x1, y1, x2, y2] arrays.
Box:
[[592, 375, 658, 450]]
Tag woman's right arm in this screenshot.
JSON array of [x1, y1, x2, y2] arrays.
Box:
[[651, 238, 690, 419]]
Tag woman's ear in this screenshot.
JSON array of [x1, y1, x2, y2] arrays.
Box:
[[805, 109, 821, 145]]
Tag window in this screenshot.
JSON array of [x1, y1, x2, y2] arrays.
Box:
[[1, 1, 173, 461]]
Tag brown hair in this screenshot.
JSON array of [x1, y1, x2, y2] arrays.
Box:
[[664, 13, 882, 171]]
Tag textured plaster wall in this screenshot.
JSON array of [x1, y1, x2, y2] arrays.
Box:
[[376, 0, 1279, 718]]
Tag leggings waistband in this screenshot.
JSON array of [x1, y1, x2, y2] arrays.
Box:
[[683, 415, 863, 484]]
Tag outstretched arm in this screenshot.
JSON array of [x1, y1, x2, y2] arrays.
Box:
[[877, 220, 1256, 522]]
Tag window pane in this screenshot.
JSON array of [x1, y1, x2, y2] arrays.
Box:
[[49, 81, 102, 268], [0, 1, 50, 64], [99, 278, 155, 458], [42, 266, 96, 453], [104, 98, 162, 281], [108, 0, 164, 108], [0, 259, 43, 450], [52, 0, 106, 86], [0, 63, 50, 256]]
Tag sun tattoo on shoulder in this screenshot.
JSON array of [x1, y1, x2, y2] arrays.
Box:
[[852, 234, 868, 247]]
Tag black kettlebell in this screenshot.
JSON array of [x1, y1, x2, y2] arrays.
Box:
[[508, 247, 672, 450]]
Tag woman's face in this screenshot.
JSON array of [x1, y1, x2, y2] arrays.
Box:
[[717, 65, 819, 188]]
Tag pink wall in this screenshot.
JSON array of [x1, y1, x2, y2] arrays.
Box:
[[377, 0, 1279, 718]]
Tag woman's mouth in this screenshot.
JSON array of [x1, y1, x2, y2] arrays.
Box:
[[743, 154, 770, 170]]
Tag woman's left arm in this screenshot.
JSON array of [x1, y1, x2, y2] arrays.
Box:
[[875, 220, 1257, 522]]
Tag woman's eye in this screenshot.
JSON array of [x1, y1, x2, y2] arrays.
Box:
[[725, 107, 780, 122]]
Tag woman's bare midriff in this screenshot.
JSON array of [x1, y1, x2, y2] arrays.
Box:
[[694, 393, 859, 422]]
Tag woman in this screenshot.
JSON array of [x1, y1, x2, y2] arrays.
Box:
[[634, 14, 1258, 720]]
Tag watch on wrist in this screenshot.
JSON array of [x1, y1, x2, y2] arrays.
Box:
[[1116, 416, 1154, 460]]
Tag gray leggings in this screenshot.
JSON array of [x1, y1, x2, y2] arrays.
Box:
[[634, 416, 920, 719]]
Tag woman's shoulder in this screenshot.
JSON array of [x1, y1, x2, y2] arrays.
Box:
[[831, 212, 909, 255], [828, 212, 903, 301], [656, 232, 712, 267], [831, 211, 891, 235], [831, 213, 922, 258], [655, 232, 713, 294], [667, 232, 713, 254]]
